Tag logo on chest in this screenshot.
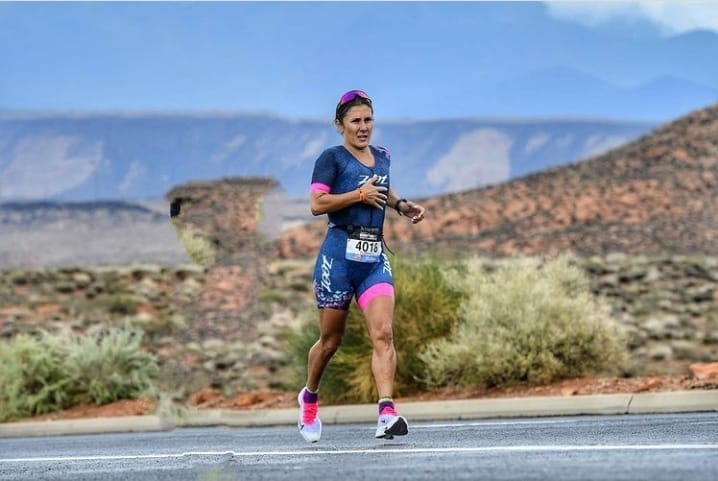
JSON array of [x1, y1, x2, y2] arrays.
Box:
[[357, 174, 388, 186]]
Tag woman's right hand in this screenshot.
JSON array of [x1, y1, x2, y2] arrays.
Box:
[[359, 175, 388, 210]]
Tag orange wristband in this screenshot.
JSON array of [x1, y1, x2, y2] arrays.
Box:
[[358, 189, 366, 202]]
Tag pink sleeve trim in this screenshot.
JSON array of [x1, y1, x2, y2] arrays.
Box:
[[310, 183, 331, 194]]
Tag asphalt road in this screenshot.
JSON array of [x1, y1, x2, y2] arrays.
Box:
[[1, 412, 716, 481]]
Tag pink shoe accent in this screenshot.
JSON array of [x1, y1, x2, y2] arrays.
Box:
[[380, 405, 398, 416], [302, 402, 318, 425]]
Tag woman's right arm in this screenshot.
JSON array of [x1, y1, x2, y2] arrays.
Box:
[[310, 190, 361, 216], [310, 175, 387, 216]]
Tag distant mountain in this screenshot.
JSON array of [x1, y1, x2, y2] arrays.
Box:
[[0, 112, 655, 202], [481, 67, 718, 120], [279, 101, 718, 258], [0, 200, 188, 268]]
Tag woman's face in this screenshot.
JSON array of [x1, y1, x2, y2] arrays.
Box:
[[336, 104, 373, 150]]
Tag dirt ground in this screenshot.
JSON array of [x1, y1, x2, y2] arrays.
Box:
[[22, 374, 717, 422]]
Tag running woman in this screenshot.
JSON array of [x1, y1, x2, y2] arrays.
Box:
[[298, 89, 426, 443]]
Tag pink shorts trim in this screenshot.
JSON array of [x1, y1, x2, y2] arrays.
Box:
[[357, 282, 394, 310], [310, 183, 331, 194]]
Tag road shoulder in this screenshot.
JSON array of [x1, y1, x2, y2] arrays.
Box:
[[2, 389, 716, 438]]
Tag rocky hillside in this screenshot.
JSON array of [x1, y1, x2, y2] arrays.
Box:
[[165, 177, 280, 264], [278, 102, 718, 259], [163, 177, 286, 338]]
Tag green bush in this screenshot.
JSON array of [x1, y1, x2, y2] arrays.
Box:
[[0, 327, 159, 422], [419, 255, 630, 389], [64, 328, 159, 405], [0, 333, 73, 421], [284, 255, 467, 403]]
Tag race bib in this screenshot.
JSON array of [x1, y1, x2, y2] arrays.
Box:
[[345, 226, 382, 263]]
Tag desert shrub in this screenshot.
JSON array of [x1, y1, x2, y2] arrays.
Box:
[[284, 255, 467, 403], [0, 333, 73, 421], [0, 327, 158, 422], [101, 294, 140, 315], [64, 327, 159, 405], [419, 255, 630, 389], [172, 221, 219, 267]]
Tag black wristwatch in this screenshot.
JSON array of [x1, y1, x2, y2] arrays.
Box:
[[395, 198, 408, 216]]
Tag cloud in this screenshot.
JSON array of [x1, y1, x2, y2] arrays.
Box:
[[545, 1, 718, 35]]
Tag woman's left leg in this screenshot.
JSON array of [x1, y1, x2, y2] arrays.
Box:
[[359, 287, 408, 438], [360, 293, 396, 398]]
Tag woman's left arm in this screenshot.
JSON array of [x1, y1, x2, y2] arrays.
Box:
[[387, 188, 426, 224]]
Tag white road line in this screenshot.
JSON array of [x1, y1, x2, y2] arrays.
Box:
[[2, 444, 717, 463], [412, 419, 718, 429], [412, 419, 579, 429]]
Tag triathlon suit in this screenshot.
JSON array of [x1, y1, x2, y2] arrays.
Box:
[[310, 145, 394, 311]]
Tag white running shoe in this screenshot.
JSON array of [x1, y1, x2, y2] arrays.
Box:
[[375, 407, 408, 439], [297, 389, 322, 443]]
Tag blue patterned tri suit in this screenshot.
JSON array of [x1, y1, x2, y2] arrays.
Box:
[[310, 145, 394, 311]]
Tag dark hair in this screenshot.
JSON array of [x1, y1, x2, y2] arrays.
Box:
[[335, 96, 373, 122]]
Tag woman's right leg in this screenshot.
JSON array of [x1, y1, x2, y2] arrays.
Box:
[[306, 307, 349, 391]]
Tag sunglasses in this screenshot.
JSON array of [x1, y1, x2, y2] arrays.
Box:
[[337, 89, 371, 107]]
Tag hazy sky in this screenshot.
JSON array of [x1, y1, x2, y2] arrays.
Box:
[[2, 1, 718, 120]]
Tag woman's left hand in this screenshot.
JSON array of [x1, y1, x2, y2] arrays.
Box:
[[402, 201, 426, 224]]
